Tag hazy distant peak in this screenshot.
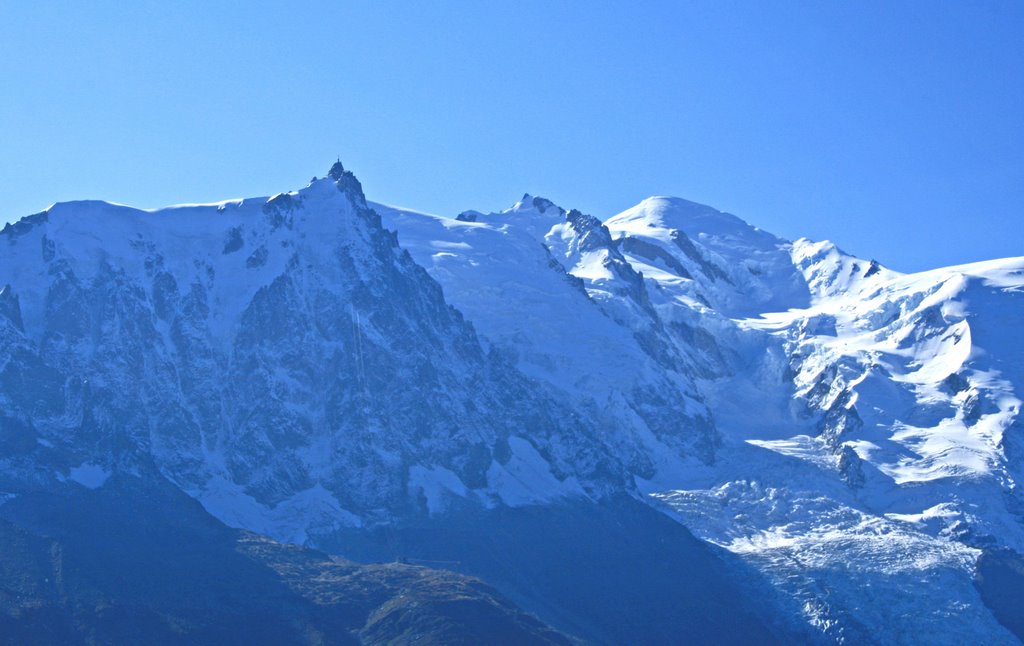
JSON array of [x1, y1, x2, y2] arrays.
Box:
[[509, 194, 565, 216]]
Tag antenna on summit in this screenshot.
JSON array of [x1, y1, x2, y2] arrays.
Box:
[[328, 157, 346, 181]]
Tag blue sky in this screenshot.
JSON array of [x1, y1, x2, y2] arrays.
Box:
[[1, 1, 1021, 271]]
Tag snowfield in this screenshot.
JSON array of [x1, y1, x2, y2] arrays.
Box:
[[379, 192, 1024, 643]]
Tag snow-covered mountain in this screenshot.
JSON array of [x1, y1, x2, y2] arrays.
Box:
[[596, 199, 1024, 643], [1, 162, 1021, 644], [376, 192, 1023, 643], [0, 163, 647, 538]]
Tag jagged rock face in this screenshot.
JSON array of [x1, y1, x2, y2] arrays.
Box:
[[0, 170, 629, 537], [373, 198, 721, 477]]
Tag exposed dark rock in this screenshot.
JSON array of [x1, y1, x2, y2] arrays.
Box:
[[618, 236, 693, 279], [1, 211, 48, 238], [670, 230, 733, 284], [942, 371, 971, 395], [819, 390, 863, 450], [328, 160, 346, 181], [222, 226, 244, 254], [246, 245, 269, 269], [330, 161, 368, 208], [974, 548, 1024, 642], [565, 209, 614, 253], [837, 444, 865, 488], [0, 286, 23, 332], [41, 234, 55, 262], [530, 196, 563, 215]]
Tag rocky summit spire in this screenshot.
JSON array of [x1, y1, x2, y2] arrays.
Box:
[[511, 194, 564, 216], [530, 196, 561, 215], [328, 159, 346, 181], [324, 158, 368, 208]]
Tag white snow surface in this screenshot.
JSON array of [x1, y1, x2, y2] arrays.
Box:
[[379, 192, 1024, 643], [614, 201, 1023, 642], [196, 477, 362, 545], [68, 463, 111, 489], [486, 436, 586, 507]]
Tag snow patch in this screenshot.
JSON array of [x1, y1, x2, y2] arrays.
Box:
[[487, 436, 585, 506], [68, 463, 110, 489], [196, 477, 362, 545], [408, 465, 468, 515]]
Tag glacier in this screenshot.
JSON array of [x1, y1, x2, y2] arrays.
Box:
[[1, 161, 1022, 643], [375, 191, 1024, 643]]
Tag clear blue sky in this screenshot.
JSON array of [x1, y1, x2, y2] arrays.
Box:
[[2, 1, 1021, 271]]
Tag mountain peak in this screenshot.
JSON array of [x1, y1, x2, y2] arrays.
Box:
[[511, 194, 565, 216], [327, 159, 346, 181], [607, 196, 784, 254], [615, 196, 755, 233], [322, 159, 367, 207]]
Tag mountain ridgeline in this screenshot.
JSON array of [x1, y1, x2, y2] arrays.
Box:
[[1, 162, 1022, 644]]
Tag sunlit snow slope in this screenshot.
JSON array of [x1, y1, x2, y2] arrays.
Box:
[[379, 193, 1024, 644]]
